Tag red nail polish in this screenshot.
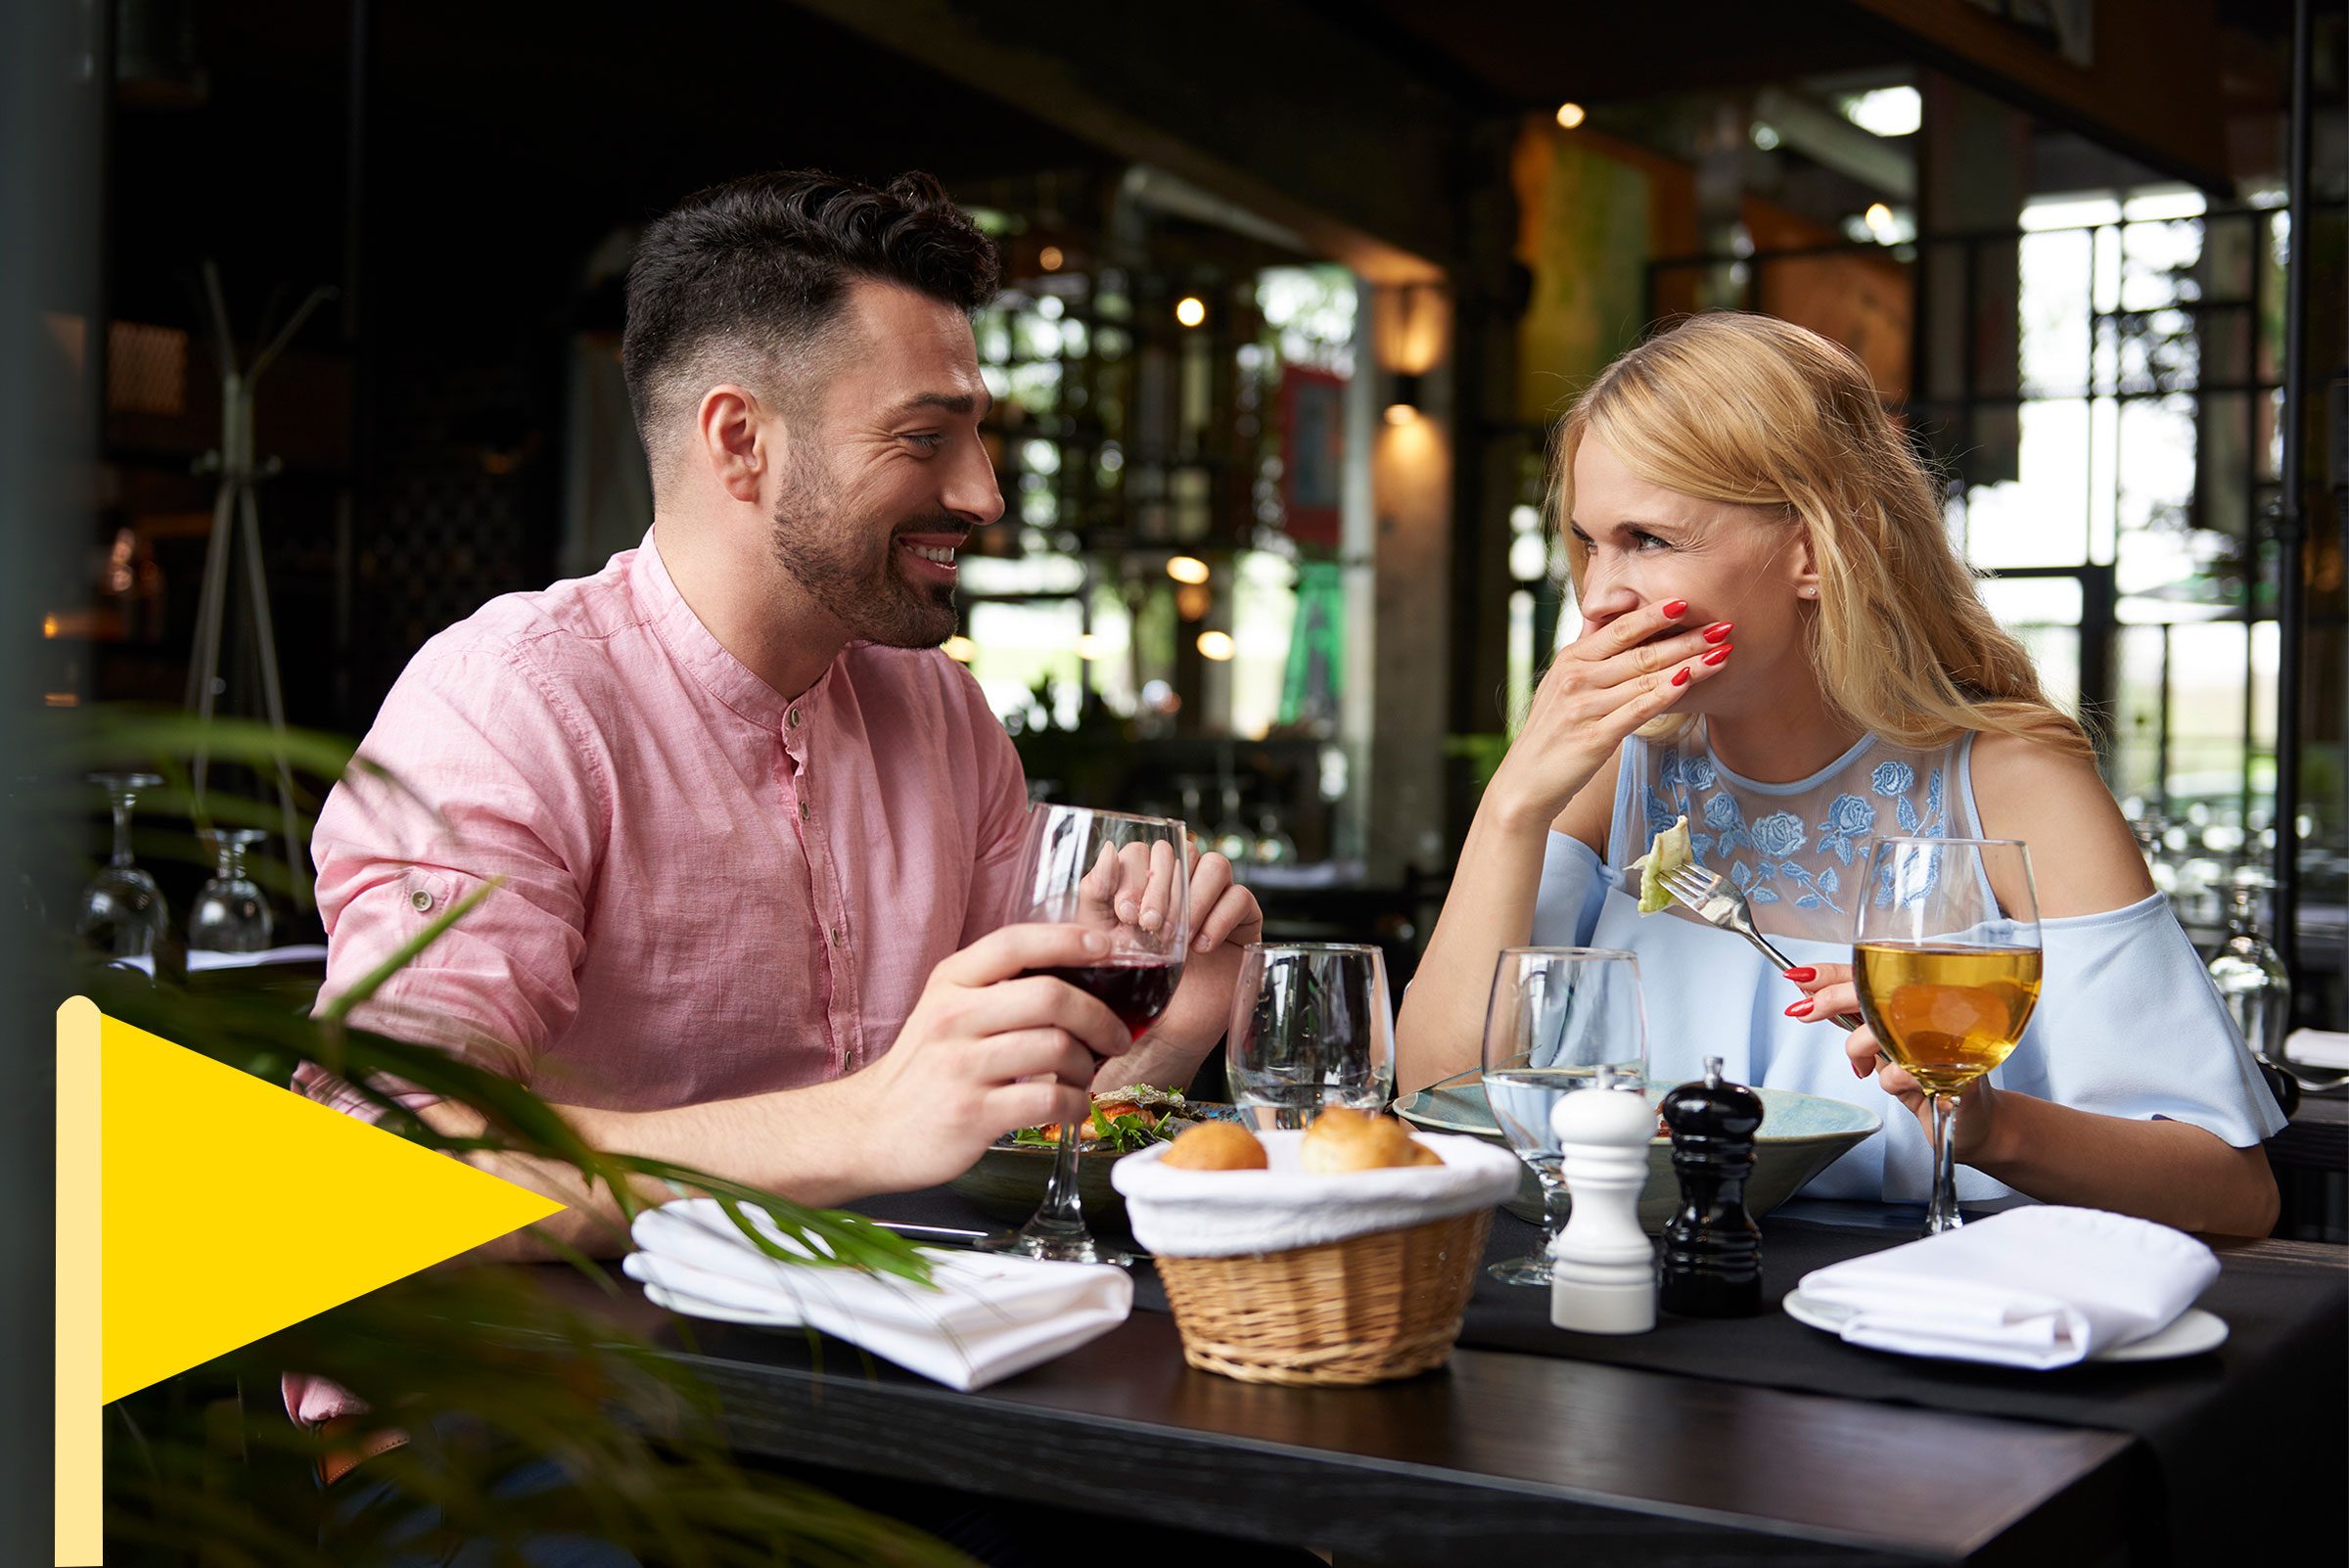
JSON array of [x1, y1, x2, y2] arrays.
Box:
[[1703, 644, 1732, 666], [1661, 599, 1688, 619], [1670, 667, 1690, 687], [1785, 999, 1814, 1017], [1782, 966, 1817, 983], [1703, 621, 1733, 643]]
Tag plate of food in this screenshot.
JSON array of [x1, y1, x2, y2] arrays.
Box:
[[1393, 1071, 1879, 1231], [946, 1087, 1252, 1228]]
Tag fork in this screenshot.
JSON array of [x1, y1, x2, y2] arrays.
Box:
[[1655, 861, 1862, 1033]]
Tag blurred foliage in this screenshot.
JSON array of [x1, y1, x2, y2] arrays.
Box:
[[46, 707, 968, 1567]]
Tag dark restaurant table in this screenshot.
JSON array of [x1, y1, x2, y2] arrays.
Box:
[[567, 1191, 2346, 1568]]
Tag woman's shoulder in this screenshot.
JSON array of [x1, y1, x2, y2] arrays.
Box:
[[1964, 729, 2154, 917]]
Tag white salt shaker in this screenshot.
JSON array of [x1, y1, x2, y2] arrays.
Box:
[[1548, 1066, 1657, 1335]]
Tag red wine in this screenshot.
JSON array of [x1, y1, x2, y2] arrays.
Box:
[[1022, 959, 1182, 1041]]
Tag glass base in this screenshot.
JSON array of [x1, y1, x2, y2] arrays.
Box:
[[975, 1223, 1130, 1268], [1919, 1203, 1966, 1236], [1486, 1252, 1554, 1287]]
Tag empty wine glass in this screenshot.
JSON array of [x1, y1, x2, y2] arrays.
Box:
[[76, 772, 169, 960], [1224, 944, 1393, 1130], [189, 828, 273, 953], [977, 806, 1190, 1267], [1481, 947, 1649, 1286]]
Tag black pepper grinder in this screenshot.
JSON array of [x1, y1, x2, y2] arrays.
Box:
[[1659, 1055, 1764, 1317]]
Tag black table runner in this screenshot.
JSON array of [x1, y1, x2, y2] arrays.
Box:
[[846, 1188, 2346, 1563]]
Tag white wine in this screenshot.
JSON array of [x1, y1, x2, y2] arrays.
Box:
[[1853, 943, 2043, 1095]]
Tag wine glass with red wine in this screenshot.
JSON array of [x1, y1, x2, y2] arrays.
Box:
[[977, 805, 1189, 1266]]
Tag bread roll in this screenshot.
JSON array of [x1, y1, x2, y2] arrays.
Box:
[[1298, 1107, 1442, 1172], [1160, 1121, 1268, 1171]]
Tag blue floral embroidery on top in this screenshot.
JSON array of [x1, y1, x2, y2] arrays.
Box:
[[1751, 811, 1807, 857], [1817, 793, 1874, 866], [1642, 743, 1949, 920]]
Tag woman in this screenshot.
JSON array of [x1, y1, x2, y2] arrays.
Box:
[[1395, 313, 2281, 1235]]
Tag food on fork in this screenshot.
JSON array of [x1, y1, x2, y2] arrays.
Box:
[[1160, 1122, 1269, 1171], [1632, 813, 1693, 914], [1298, 1107, 1444, 1172]]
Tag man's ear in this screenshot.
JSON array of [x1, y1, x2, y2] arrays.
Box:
[[696, 385, 770, 505]]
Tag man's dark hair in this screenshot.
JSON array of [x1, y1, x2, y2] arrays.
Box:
[[621, 169, 998, 471]]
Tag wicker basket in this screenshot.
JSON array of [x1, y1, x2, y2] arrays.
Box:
[[1153, 1207, 1494, 1386]]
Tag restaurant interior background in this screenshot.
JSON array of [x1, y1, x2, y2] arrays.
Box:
[[11, 3, 2347, 1036]]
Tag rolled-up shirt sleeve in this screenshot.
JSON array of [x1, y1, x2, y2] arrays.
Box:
[[301, 636, 608, 1109]]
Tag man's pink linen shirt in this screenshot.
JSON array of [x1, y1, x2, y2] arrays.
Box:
[[304, 530, 1031, 1112]]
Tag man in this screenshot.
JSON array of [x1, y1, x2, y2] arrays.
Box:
[[300, 168, 1261, 1257]]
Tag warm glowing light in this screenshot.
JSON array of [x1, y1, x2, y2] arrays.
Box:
[[1166, 555, 1211, 584], [42, 614, 59, 638], [1196, 630, 1236, 662], [1554, 102, 1587, 130], [44, 693, 79, 708], [1073, 633, 1103, 661], [1384, 403, 1416, 427], [1865, 203, 1894, 230], [1174, 583, 1212, 621], [1038, 246, 1064, 272], [1174, 296, 1207, 329], [943, 635, 977, 663]]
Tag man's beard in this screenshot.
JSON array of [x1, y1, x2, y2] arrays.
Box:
[[768, 451, 961, 650]]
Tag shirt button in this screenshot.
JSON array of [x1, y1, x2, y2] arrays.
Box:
[[830, 925, 846, 947], [410, 890, 434, 912], [787, 707, 803, 728], [798, 799, 810, 819]]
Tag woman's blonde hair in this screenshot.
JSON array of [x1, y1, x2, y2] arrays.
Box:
[[1554, 312, 2091, 758]]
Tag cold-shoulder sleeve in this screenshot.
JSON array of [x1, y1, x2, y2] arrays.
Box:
[[1999, 892, 2286, 1147], [1530, 832, 1609, 948]]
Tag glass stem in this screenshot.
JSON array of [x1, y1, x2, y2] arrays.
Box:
[[1540, 1170, 1572, 1251], [1925, 1092, 1963, 1232], [1033, 1117, 1086, 1233], [110, 797, 135, 868]]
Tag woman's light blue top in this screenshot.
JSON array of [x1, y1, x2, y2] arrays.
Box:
[[1530, 723, 2285, 1202]]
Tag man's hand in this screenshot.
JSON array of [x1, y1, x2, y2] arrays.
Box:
[[838, 923, 1134, 1192], [1101, 851, 1263, 1092]]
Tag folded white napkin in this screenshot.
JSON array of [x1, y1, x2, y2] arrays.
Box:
[[624, 1199, 1131, 1392], [1797, 1206, 2219, 1368], [1111, 1130, 1521, 1258]]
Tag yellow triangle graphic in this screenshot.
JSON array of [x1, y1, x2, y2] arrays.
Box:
[[100, 1009, 567, 1403]]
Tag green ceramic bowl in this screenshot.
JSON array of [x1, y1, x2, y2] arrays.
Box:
[[1393, 1073, 1879, 1232], [946, 1105, 1252, 1229]]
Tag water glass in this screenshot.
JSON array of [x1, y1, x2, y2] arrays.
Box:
[[1225, 943, 1394, 1130], [1482, 947, 1648, 1286]]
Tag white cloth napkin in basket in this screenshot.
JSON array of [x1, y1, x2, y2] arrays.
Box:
[[625, 1199, 1131, 1391], [1111, 1130, 1521, 1258], [1796, 1206, 2220, 1368]]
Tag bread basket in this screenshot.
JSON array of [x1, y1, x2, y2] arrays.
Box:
[[1111, 1130, 1519, 1386]]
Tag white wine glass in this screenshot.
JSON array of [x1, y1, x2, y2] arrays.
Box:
[[976, 806, 1189, 1267], [1853, 837, 2043, 1235], [1481, 947, 1648, 1286]]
